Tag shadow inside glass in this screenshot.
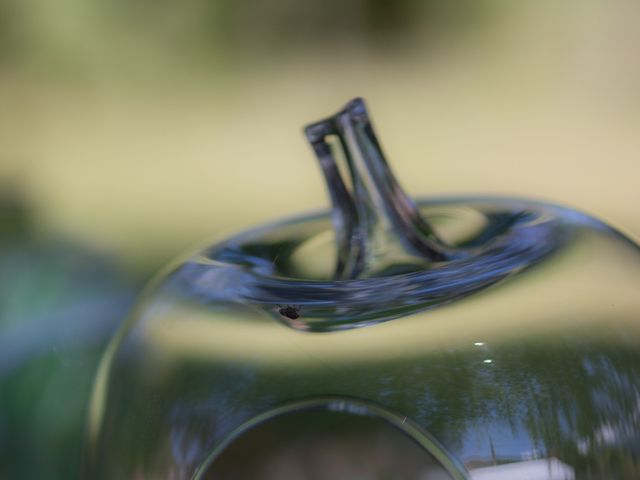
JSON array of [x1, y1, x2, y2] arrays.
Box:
[[203, 407, 455, 480]]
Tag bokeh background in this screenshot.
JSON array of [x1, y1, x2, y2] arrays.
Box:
[[1, 1, 639, 478]]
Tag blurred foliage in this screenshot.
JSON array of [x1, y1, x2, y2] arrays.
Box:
[[1, 349, 98, 479], [0, 192, 138, 479], [0, 0, 494, 69]]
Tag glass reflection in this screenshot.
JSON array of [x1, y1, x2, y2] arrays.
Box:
[[84, 197, 640, 479]]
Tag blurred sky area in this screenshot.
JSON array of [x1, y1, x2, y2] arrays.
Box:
[[1, 0, 639, 272]]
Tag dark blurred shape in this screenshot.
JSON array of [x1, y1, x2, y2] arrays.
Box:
[[0, 182, 27, 244], [0, 0, 488, 69], [195, 0, 484, 54]]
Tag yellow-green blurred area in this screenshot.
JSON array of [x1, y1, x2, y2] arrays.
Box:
[[0, 1, 639, 478], [1, 0, 639, 271]]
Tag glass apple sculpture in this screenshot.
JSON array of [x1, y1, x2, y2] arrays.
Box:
[[83, 99, 640, 479]]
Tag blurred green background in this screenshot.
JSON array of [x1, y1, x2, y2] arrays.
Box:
[[1, 0, 639, 478]]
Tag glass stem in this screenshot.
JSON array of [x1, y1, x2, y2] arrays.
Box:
[[305, 98, 452, 279]]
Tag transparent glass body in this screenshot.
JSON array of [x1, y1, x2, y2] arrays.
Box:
[[84, 99, 640, 479]]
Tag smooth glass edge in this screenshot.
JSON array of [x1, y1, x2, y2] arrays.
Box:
[[191, 396, 470, 480], [205, 195, 613, 251]]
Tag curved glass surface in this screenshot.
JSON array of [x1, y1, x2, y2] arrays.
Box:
[[83, 99, 640, 479], [83, 197, 640, 479], [196, 398, 465, 480]]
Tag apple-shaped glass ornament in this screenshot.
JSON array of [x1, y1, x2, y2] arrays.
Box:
[[83, 99, 640, 479]]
